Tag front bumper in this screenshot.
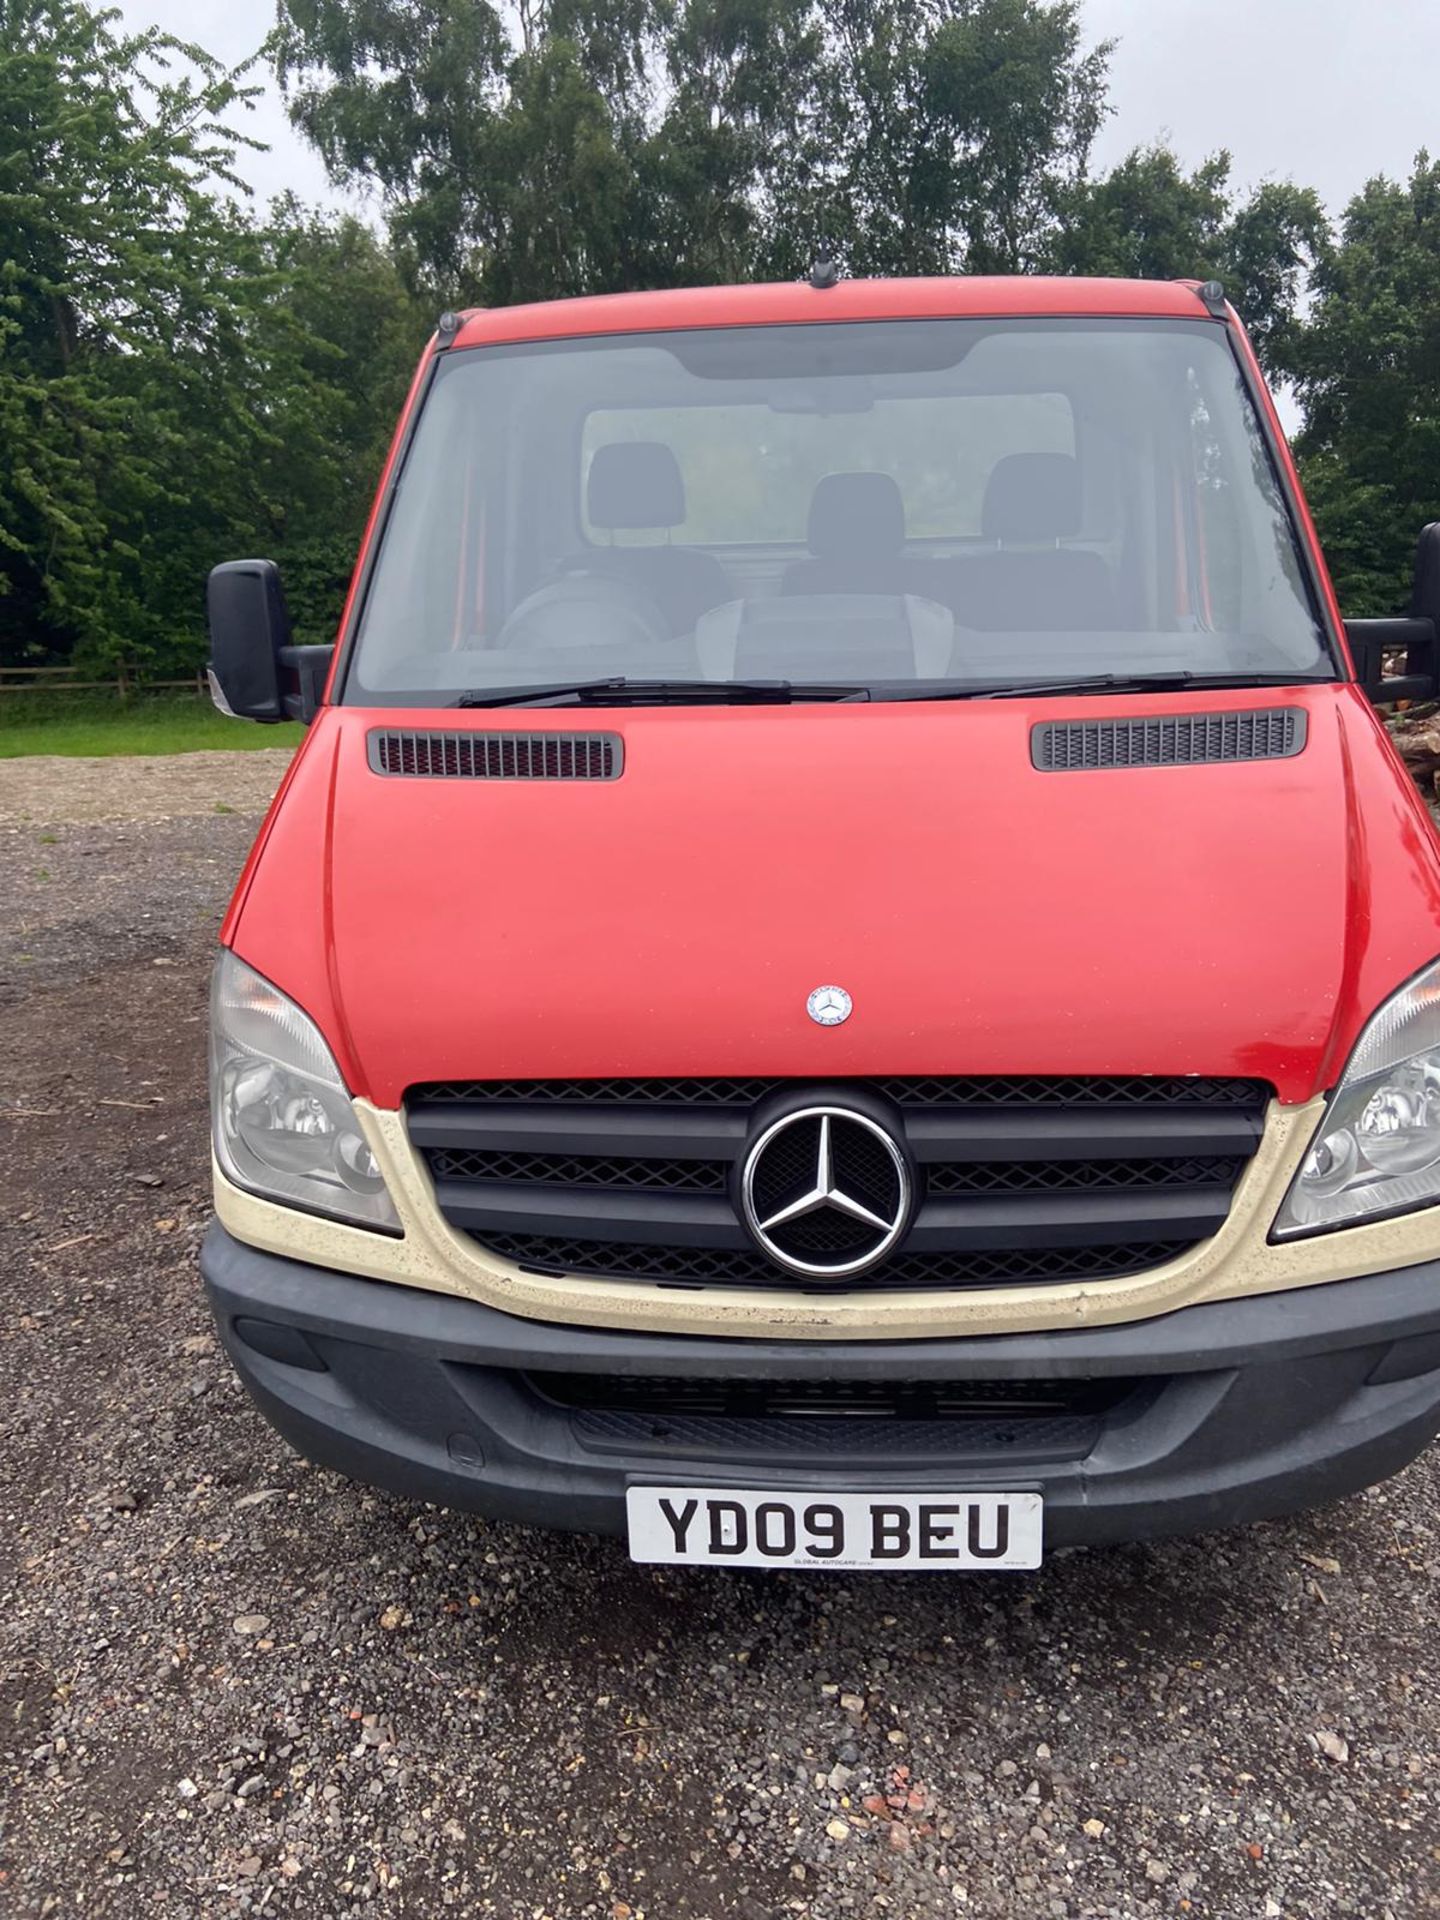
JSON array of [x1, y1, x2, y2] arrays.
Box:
[[201, 1220, 1440, 1548]]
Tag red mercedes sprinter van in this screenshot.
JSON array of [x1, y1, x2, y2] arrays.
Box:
[[201, 276, 1440, 1570]]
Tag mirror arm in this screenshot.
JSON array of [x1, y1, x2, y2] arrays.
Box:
[[277, 644, 334, 725], [1344, 616, 1438, 706]]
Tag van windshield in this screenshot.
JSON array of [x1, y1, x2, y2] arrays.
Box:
[[343, 317, 1333, 705]]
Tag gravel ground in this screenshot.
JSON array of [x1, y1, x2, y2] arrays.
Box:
[[1, 752, 1438, 1920], [0, 750, 295, 828]]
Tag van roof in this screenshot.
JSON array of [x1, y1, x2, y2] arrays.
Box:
[[446, 277, 1220, 352]]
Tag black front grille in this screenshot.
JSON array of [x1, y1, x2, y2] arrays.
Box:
[[428, 1147, 1239, 1200], [480, 1233, 1196, 1292], [530, 1374, 1131, 1418], [428, 1147, 729, 1193], [925, 1155, 1235, 1194], [520, 1373, 1137, 1461], [566, 1408, 1102, 1457], [409, 1075, 1267, 1296], [415, 1074, 1265, 1109]]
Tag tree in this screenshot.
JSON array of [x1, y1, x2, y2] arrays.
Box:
[[273, 0, 659, 302], [0, 0, 234, 659], [1050, 146, 1327, 373], [0, 0, 279, 665], [683, 0, 1114, 281], [645, 0, 823, 284], [1291, 156, 1440, 615], [0, 0, 422, 666], [272, 0, 1116, 300], [247, 202, 429, 638], [1225, 179, 1330, 374], [1051, 145, 1230, 280]]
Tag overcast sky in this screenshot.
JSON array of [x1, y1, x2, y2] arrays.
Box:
[[115, 0, 1440, 223]]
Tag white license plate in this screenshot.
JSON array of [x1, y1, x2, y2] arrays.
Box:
[[626, 1487, 1042, 1570]]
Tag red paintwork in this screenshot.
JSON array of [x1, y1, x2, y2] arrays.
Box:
[[219, 279, 1440, 1106], [445, 276, 1222, 353], [225, 688, 1440, 1110]]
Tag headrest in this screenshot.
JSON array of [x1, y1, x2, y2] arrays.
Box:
[[982, 453, 1082, 542], [587, 441, 685, 531], [806, 471, 905, 560]]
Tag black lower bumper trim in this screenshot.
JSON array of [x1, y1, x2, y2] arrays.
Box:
[[200, 1221, 1440, 1549]]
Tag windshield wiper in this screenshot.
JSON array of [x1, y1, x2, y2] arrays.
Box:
[[453, 678, 627, 708], [882, 670, 1333, 704], [451, 669, 1331, 710], [453, 678, 870, 708]]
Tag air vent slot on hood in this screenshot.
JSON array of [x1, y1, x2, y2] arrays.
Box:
[[1032, 707, 1306, 771], [367, 729, 622, 780]]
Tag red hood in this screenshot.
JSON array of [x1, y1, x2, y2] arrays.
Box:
[[227, 689, 1440, 1108]]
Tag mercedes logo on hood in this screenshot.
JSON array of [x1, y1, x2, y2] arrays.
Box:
[[806, 985, 852, 1027], [740, 1106, 911, 1279]]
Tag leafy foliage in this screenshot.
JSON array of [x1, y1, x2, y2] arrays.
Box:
[[0, 0, 421, 668], [1049, 149, 1328, 369], [1, 0, 254, 664], [1292, 157, 1440, 614], [274, 0, 1115, 299]]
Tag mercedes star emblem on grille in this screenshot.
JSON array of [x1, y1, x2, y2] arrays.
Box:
[[806, 984, 852, 1026], [740, 1107, 911, 1278]]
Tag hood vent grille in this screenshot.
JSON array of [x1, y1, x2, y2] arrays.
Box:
[[1032, 707, 1306, 771], [368, 729, 622, 781]]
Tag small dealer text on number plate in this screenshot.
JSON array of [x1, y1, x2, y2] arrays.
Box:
[[626, 1488, 1043, 1570]]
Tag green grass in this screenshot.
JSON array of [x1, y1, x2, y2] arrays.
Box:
[[0, 693, 304, 758]]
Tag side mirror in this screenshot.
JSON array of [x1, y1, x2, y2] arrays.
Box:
[[1410, 522, 1440, 629], [206, 559, 333, 724], [1345, 523, 1440, 706]]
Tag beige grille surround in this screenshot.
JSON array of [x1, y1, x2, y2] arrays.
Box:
[[212, 1097, 1440, 1340]]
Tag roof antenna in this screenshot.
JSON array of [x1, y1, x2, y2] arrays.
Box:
[[810, 249, 839, 291], [1197, 279, 1228, 318]]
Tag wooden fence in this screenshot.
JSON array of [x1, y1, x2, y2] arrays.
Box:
[[0, 665, 209, 697]]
